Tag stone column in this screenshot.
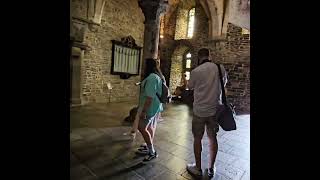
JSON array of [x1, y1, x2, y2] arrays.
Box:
[[71, 47, 84, 105], [139, 0, 168, 78], [70, 17, 91, 106], [88, 0, 106, 24]]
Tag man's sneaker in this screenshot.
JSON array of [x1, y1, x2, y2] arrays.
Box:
[[135, 147, 149, 155], [142, 152, 158, 163], [207, 166, 216, 177], [187, 163, 202, 177]]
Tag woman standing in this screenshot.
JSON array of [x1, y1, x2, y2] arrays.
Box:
[[135, 58, 164, 162]]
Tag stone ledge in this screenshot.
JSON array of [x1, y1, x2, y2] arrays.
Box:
[[206, 37, 228, 43], [72, 16, 101, 26], [72, 42, 92, 51]]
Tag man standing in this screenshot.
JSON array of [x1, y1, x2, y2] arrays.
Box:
[[186, 48, 228, 177]]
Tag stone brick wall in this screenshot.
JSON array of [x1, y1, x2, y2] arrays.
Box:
[[71, 0, 145, 104], [169, 54, 184, 93], [192, 3, 209, 44], [161, 2, 208, 86], [174, 0, 195, 40], [223, 62, 250, 114], [174, 9, 188, 40], [168, 44, 191, 93], [160, 1, 250, 114], [213, 24, 250, 114], [71, 0, 88, 20]]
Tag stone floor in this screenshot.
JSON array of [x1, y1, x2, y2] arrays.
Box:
[[70, 102, 250, 180]]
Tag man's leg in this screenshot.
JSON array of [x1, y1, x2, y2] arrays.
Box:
[[206, 115, 219, 177], [194, 136, 203, 169], [192, 115, 205, 169], [187, 114, 205, 176], [207, 133, 218, 169]]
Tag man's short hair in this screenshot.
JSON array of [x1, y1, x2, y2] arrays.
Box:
[[198, 48, 210, 57]]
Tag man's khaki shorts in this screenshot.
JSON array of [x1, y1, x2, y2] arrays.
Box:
[[192, 114, 219, 138]]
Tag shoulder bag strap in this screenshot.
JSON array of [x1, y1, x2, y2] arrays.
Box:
[[217, 64, 227, 105]]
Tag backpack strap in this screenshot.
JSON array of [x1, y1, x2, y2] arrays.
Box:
[[156, 78, 163, 102]]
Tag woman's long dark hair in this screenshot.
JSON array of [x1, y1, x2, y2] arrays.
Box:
[[143, 58, 164, 81]]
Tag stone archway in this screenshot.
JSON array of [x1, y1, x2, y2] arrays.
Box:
[[169, 40, 195, 93]]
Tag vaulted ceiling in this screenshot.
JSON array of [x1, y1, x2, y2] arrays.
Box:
[[74, 0, 250, 40], [167, 0, 250, 39]]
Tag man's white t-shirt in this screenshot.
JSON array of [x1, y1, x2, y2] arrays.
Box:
[[188, 62, 228, 117]]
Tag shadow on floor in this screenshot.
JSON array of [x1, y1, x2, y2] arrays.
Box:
[[71, 103, 250, 180], [99, 162, 146, 180]]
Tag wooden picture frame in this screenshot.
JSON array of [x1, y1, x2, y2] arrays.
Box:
[[111, 36, 142, 79]]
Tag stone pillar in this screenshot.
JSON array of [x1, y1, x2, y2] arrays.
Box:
[[70, 18, 91, 106], [71, 47, 84, 105], [88, 0, 106, 24], [139, 0, 168, 78]]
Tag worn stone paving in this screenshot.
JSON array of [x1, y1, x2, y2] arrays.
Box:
[[70, 103, 250, 180]]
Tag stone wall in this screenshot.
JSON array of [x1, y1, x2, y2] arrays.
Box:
[[169, 54, 184, 93], [168, 45, 191, 93], [174, 9, 188, 40], [213, 24, 250, 114], [160, 2, 208, 87], [160, 1, 250, 114], [71, 0, 88, 20], [174, 0, 196, 40], [71, 0, 145, 104]]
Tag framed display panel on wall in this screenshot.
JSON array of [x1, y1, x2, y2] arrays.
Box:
[[111, 37, 142, 78]]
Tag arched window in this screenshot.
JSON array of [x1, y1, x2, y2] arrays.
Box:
[[185, 52, 192, 80], [187, 8, 195, 38]]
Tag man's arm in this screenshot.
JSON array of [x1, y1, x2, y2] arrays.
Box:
[[187, 71, 195, 90], [221, 65, 228, 87], [221, 65, 228, 94]]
